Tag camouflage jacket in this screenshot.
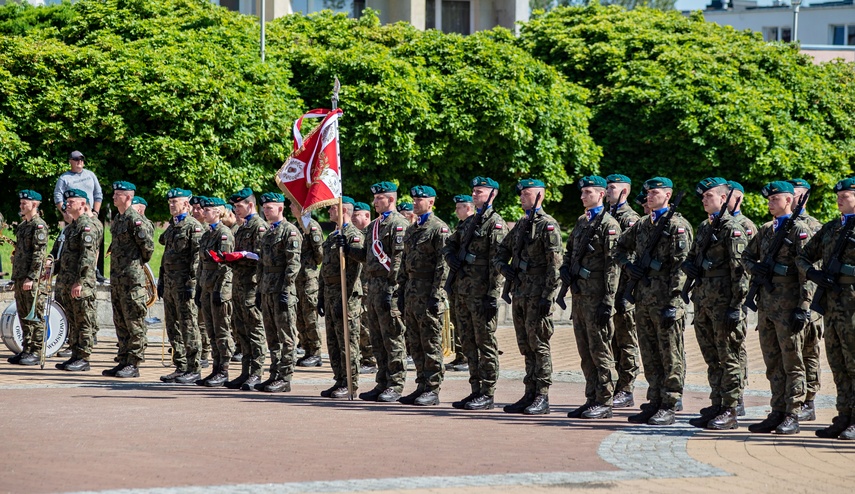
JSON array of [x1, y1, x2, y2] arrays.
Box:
[[686, 212, 749, 309], [494, 209, 563, 300], [797, 216, 855, 301], [297, 217, 324, 283], [12, 215, 49, 282], [109, 207, 154, 282], [256, 219, 301, 298], [232, 213, 268, 287], [443, 207, 507, 300], [358, 210, 409, 292], [612, 202, 640, 308], [730, 211, 758, 242], [197, 222, 234, 297], [798, 211, 823, 235], [319, 222, 365, 297], [57, 215, 98, 297], [561, 210, 621, 306], [615, 209, 693, 308], [159, 214, 203, 286], [398, 212, 450, 301], [743, 216, 813, 310]]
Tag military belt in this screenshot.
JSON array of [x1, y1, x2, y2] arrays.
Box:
[[838, 275, 855, 284], [771, 275, 799, 283], [467, 258, 490, 266], [201, 262, 219, 270], [702, 269, 729, 278], [264, 266, 285, 273], [523, 266, 547, 275], [407, 271, 434, 280]]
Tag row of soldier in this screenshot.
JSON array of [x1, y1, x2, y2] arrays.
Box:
[[6, 172, 855, 440]]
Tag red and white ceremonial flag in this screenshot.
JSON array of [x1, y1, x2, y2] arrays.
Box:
[[276, 107, 343, 215]]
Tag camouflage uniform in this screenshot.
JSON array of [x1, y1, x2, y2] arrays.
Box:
[[257, 220, 301, 384], [232, 214, 268, 378], [615, 210, 693, 409], [729, 211, 758, 394], [12, 215, 49, 355], [109, 207, 154, 366], [797, 211, 824, 403], [444, 208, 506, 397], [296, 218, 324, 359], [320, 223, 365, 387], [360, 211, 409, 393], [688, 212, 749, 410], [197, 222, 235, 369], [743, 218, 812, 415], [398, 213, 451, 394], [494, 210, 563, 397], [57, 216, 98, 360], [159, 214, 203, 373], [610, 202, 641, 395], [562, 210, 621, 407]]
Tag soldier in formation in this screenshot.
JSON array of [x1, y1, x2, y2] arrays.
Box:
[[351, 201, 377, 374], [290, 201, 324, 368]]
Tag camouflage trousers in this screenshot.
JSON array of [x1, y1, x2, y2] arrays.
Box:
[[199, 311, 211, 360], [611, 307, 639, 394], [111, 280, 148, 366], [448, 299, 464, 363], [757, 292, 806, 414], [693, 298, 745, 409], [403, 280, 445, 393], [511, 295, 554, 396], [14, 282, 45, 355], [57, 288, 96, 361], [573, 295, 617, 406], [365, 277, 407, 392], [323, 285, 360, 386], [821, 285, 855, 417], [232, 283, 266, 377], [358, 310, 375, 366], [162, 277, 201, 373], [803, 319, 822, 401], [261, 293, 297, 383], [199, 291, 234, 368], [296, 276, 322, 357], [635, 290, 685, 409], [454, 293, 500, 396]]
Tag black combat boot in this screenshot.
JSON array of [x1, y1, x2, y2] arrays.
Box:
[[707, 408, 738, 430], [161, 369, 186, 383], [503, 392, 535, 414], [838, 424, 855, 440], [797, 400, 816, 422], [115, 364, 140, 378], [452, 390, 479, 409], [254, 374, 277, 391], [19, 353, 39, 366], [7, 352, 24, 364], [377, 387, 401, 402], [400, 386, 425, 405], [321, 381, 342, 397], [774, 413, 799, 435], [628, 402, 660, 424], [175, 371, 201, 384], [582, 403, 613, 419], [331, 386, 352, 399], [748, 411, 786, 433], [264, 379, 291, 393], [225, 362, 250, 389], [648, 408, 676, 426], [240, 375, 261, 391], [690, 405, 721, 428], [567, 400, 594, 419], [205, 363, 229, 387], [358, 387, 383, 402], [737, 397, 746, 417], [523, 394, 550, 415], [414, 390, 440, 406], [197, 365, 220, 386], [102, 363, 124, 377], [64, 359, 91, 372], [465, 394, 495, 411], [297, 355, 322, 367], [816, 415, 851, 438], [612, 391, 634, 408]]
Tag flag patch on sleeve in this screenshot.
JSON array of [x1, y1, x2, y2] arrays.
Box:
[[135, 221, 142, 226], [259, 227, 266, 232], [546, 224, 555, 231], [290, 231, 297, 236], [441, 227, 448, 233], [799, 232, 808, 239], [396, 226, 404, 232], [608, 229, 617, 235], [352, 237, 361, 243], [194, 227, 201, 232], [495, 224, 503, 229], [677, 228, 686, 234], [84, 227, 91, 232], [746, 229, 754, 235], [221, 235, 227, 240], [37, 224, 44, 229], [733, 231, 742, 237]]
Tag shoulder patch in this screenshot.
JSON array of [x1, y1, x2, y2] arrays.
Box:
[[135, 220, 142, 226], [37, 224, 44, 229], [259, 227, 266, 232], [84, 235, 93, 243], [138, 230, 146, 239], [221, 234, 228, 240], [194, 227, 202, 232], [546, 224, 555, 231], [441, 227, 448, 233], [746, 229, 754, 235], [311, 226, 318, 231], [290, 231, 297, 236], [732, 231, 742, 237], [495, 224, 503, 229], [395, 226, 404, 232], [677, 227, 686, 234], [352, 236, 361, 243], [799, 232, 808, 239], [84, 227, 91, 232], [608, 229, 617, 235]]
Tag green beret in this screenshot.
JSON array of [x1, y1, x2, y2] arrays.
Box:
[[643, 177, 673, 190], [225, 204, 235, 212], [64, 188, 89, 203], [695, 177, 728, 198], [761, 181, 795, 198], [634, 192, 647, 206], [354, 202, 371, 212], [201, 196, 227, 207], [370, 181, 398, 194], [606, 174, 631, 185], [397, 202, 414, 212], [259, 192, 284, 205], [787, 178, 811, 190], [341, 196, 356, 206], [453, 194, 473, 204], [166, 188, 192, 199], [189, 196, 206, 206], [516, 178, 546, 195], [410, 185, 436, 198], [112, 181, 136, 191], [727, 180, 744, 194], [229, 187, 254, 204], [834, 177, 855, 192], [18, 189, 42, 201], [131, 196, 148, 206], [577, 175, 607, 189], [470, 176, 499, 189]]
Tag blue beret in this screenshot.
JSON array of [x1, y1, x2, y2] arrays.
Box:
[[516, 178, 546, 194], [166, 188, 192, 199], [578, 175, 607, 189], [453, 194, 473, 204], [397, 202, 414, 212], [370, 181, 398, 194], [64, 188, 89, 203], [606, 174, 631, 185], [201, 197, 227, 207], [410, 185, 436, 198], [761, 181, 795, 198], [112, 181, 136, 191], [787, 178, 811, 190], [259, 192, 284, 205], [18, 189, 42, 201], [727, 181, 744, 194], [695, 177, 728, 197], [470, 176, 499, 189], [834, 177, 855, 192], [229, 187, 254, 204], [131, 196, 148, 206], [643, 177, 673, 190], [354, 202, 371, 212], [341, 196, 356, 206]]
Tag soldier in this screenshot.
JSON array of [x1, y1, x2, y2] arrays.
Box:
[[798, 177, 855, 439], [318, 197, 365, 398], [787, 178, 823, 423], [396, 186, 450, 405], [352, 201, 377, 374], [158, 188, 204, 384], [104, 182, 154, 378], [131, 196, 149, 220], [289, 201, 324, 368], [195, 197, 236, 387], [222, 188, 267, 390], [445, 178, 506, 410], [255, 193, 301, 393], [190, 195, 211, 369], [742, 181, 811, 435], [8, 190, 49, 366], [562, 176, 621, 419], [604, 174, 641, 408], [494, 178, 563, 415], [445, 193, 473, 372], [357, 182, 410, 403], [615, 177, 693, 425], [398, 202, 416, 225], [222, 204, 240, 234], [682, 178, 749, 430], [55, 189, 98, 372], [636, 192, 650, 215]]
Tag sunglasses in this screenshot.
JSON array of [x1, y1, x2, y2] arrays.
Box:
[[70, 158, 84, 162]]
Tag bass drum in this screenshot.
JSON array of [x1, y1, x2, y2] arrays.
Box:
[[1, 300, 68, 357]]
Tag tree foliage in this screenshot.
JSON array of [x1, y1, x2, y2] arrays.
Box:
[[518, 4, 855, 223]]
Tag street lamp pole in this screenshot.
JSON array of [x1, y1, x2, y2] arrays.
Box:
[[261, 0, 266, 62], [793, 0, 802, 43]]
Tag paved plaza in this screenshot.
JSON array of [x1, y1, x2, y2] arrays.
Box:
[[2, 318, 854, 494]]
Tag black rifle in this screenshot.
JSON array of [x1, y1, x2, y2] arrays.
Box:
[[622, 190, 687, 304], [444, 189, 496, 295], [680, 189, 738, 304], [501, 192, 541, 305], [809, 215, 855, 315], [743, 191, 811, 312]]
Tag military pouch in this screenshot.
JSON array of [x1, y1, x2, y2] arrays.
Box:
[[464, 252, 477, 264], [839, 263, 855, 276], [578, 267, 591, 280], [519, 260, 529, 272], [773, 263, 789, 276], [701, 258, 714, 270], [649, 259, 662, 271]]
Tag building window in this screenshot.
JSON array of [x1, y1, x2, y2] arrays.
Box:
[[781, 27, 792, 43], [832, 25, 846, 45], [442, 0, 471, 35], [762, 27, 779, 42], [353, 0, 365, 17], [220, 0, 240, 12], [426, 0, 436, 29], [849, 25, 855, 45]]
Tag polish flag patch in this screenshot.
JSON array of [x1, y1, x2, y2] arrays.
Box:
[[733, 231, 742, 237], [311, 227, 318, 231], [37, 224, 44, 229], [259, 227, 266, 232], [395, 226, 404, 232], [289, 231, 297, 236], [546, 224, 555, 231], [441, 227, 449, 233], [799, 232, 808, 239], [135, 221, 142, 226], [608, 229, 617, 235], [352, 237, 361, 243], [495, 224, 503, 229], [677, 228, 686, 234], [84, 227, 91, 232], [629, 221, 636, 227], [746, 229, 754, 235], [221, 235, 228, 240], [194, 227, 201, 232]]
